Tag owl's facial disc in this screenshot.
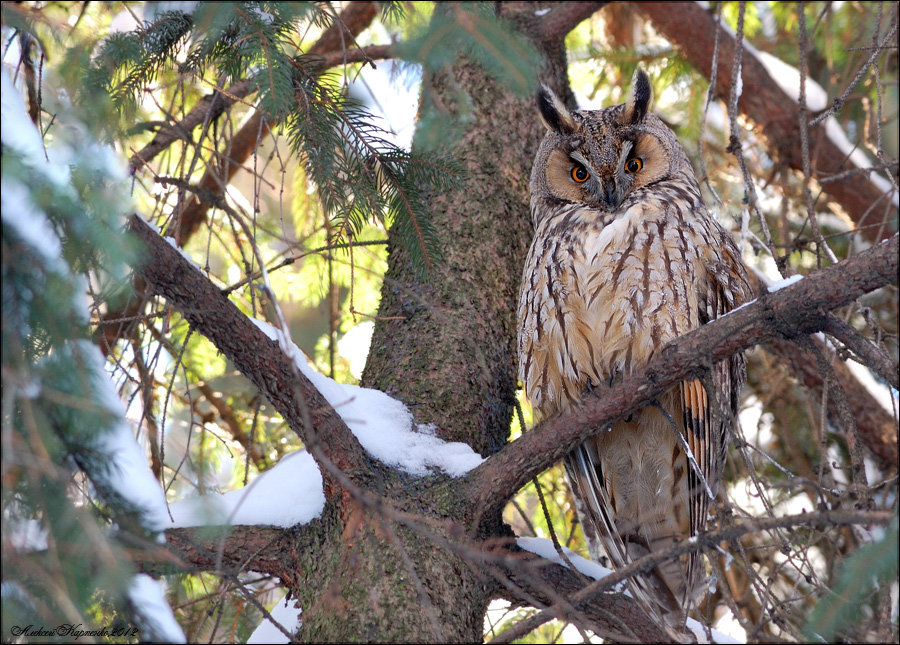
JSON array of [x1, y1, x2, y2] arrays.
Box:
[[546, 145, 639, 210]]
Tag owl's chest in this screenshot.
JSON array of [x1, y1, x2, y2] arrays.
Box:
[[518, 205, 706, 413]]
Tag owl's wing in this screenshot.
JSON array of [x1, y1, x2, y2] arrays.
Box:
[[680, 245, 752, 583], [679, 377, 715, 595]]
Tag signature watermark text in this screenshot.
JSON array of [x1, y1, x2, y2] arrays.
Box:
[[9, 624, 139, 640]]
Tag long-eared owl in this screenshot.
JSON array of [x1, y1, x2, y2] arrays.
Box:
[[517, 68, 752, 630]]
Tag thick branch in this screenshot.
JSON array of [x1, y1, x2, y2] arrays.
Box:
[[493, 545, 668, 643], [763, 336, 898, 469], [467, 235, 899, 521], [127, 214, 371, 500], [634, 2, 898, 244], [128, 78, 253, 173], [529, 1, 609, 45], [140, 525, 294, 576], [307, 1, 378, 56], [493, 509, 891, 642]]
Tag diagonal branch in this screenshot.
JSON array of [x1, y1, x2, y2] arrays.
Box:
[[763, 335, 898, 470], [634, 1, 898, 244], [466, 234, 899, 523], [529, 1, 609, 46], [127, 214, 371, 501], [821, 312, 899, 390]]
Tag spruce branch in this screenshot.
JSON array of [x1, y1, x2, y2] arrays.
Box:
[[104, 2, 382, 356], [128, 2, 381, 174]]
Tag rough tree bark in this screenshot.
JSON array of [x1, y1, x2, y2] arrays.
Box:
[[361, 2, 580, 456]]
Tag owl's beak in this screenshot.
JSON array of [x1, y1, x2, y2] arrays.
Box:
[[595, 178, 622, 210]]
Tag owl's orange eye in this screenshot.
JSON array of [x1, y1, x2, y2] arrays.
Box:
[[625, 157, 643, 173], [571, 165, 590, 183]]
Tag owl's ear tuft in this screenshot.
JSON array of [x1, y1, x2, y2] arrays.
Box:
[[623, 68, 653, 125], [537, 85, 575, 134]]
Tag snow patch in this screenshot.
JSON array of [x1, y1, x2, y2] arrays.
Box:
[[128, 575, 186, 643], [1, 180, 65, 266], [251, 318, 486, 478], [79, 342, 172, 532], [337, 321, 374, 380], [516, 537, 621, 588], [167, 450, 325, 528], [768, 274, 803, 292]]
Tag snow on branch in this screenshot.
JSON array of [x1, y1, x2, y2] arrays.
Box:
[[129, 214, 485, 514], [496, 509, 891, 644], [128, 213, 365, 499]]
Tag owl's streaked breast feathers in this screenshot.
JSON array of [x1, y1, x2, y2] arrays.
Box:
[[517, 69, 752, 631]]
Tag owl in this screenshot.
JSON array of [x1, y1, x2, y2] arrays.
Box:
[[517, 69, 752, 631]]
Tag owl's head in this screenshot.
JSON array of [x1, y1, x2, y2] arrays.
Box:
[[530, 68, 696, 226]]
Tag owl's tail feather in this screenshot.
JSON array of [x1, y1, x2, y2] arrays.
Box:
[[565, 442, 700, 636], [623, 534, 696, 630]]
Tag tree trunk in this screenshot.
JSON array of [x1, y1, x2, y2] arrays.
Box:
[[298, 3, 571, 640], [293, 500, 499, 643], [362, 4, 571, 456]]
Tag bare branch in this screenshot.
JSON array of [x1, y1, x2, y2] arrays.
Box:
[[763, 334, 898, 469], [822, 313, 899, 391], [809, 6, 899, 128], [140, 525, 298, 577], [492, 509, 890, 642], [492, 544, 666, 643]]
